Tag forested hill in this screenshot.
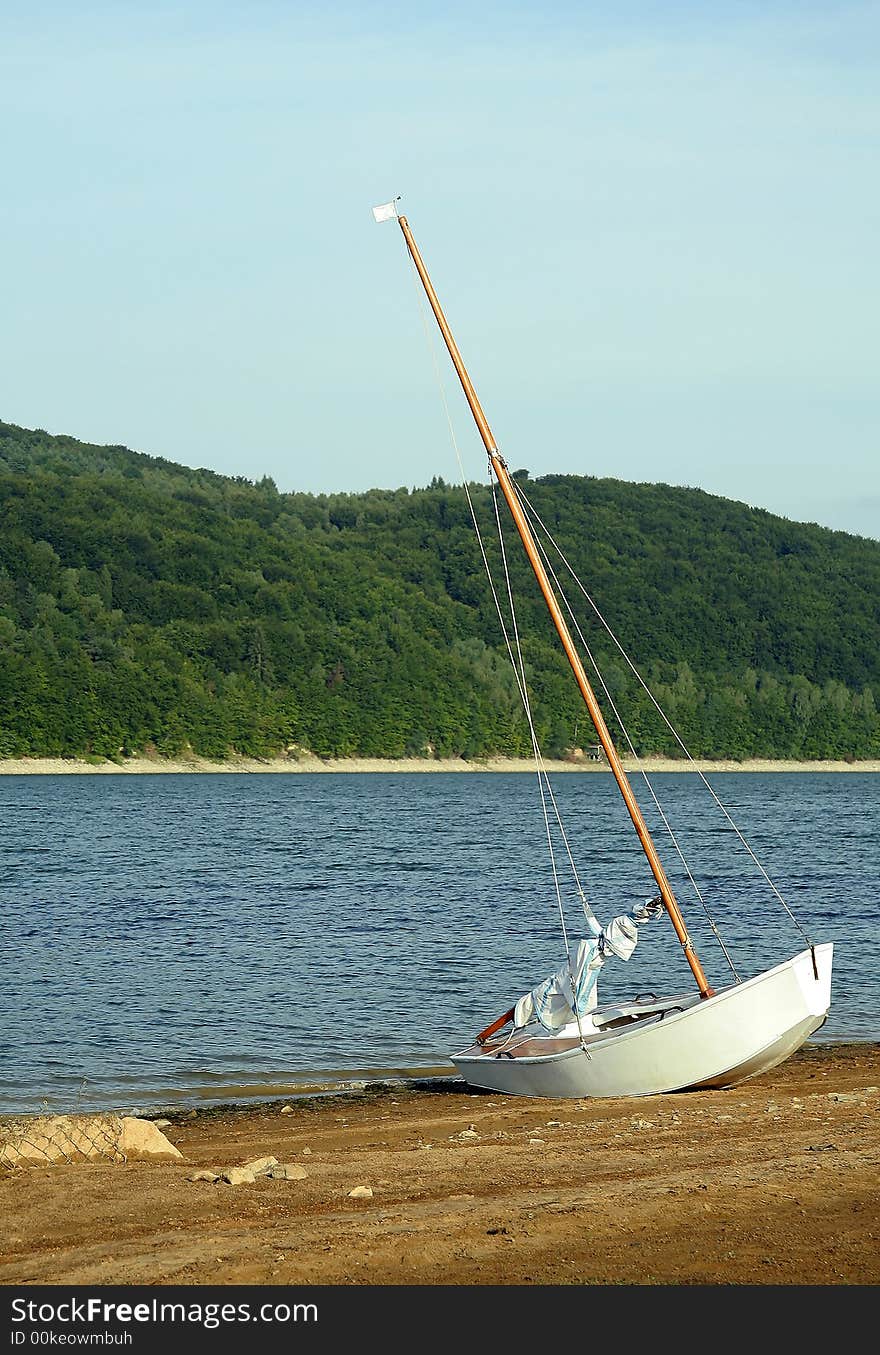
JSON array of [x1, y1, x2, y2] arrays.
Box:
[[1, 419, 878, 762]]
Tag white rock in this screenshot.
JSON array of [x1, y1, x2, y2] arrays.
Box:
[[241, 1156, 280, 1176], [348, 1185, 373, 1198], [119, 1118, 184, 1162], [222, 1165, 258, 1186], [267, 1163, 308, 1180]]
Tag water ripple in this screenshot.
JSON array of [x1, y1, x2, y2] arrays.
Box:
[[0, 770, 876, 1113]]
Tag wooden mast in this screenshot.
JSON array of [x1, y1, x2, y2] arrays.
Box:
[[396, 211, 713, 1000]]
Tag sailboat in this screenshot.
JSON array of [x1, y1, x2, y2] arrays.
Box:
[[373, 200, 833, 1099]]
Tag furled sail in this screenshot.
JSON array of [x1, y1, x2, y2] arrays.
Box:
[[514, 898, 664, 1031]]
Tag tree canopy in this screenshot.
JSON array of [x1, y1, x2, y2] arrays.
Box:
[[1, 420, 878, 763]]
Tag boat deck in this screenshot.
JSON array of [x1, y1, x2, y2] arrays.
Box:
[[458, 993, 701, 1061]]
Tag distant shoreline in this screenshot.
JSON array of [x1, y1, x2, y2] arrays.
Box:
[[1, 753, 879, 775]]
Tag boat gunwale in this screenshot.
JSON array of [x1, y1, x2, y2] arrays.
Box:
[[452, 942, 833, 1068]]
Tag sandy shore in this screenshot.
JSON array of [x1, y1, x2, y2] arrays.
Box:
[[1, 1042, 878, 1288], [2, 753, 879, 775]]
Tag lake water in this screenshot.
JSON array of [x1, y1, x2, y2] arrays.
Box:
[[0, 771, 876, 1115]]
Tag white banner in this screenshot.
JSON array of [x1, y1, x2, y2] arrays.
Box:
[[371, 201, 398, 223]]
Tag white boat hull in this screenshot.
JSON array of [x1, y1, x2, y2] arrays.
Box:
[[451, 943, 833, 1099]]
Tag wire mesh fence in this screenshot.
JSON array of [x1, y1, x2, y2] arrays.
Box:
[[0, 1112, 181, 1169]]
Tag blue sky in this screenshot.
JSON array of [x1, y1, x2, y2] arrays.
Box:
[[2, 1, 878, 538]]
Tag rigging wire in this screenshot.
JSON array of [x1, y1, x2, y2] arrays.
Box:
[[489, 481, 602, 924], [480, 486, 599, 1047], [509, 477, 814, 951], [507, 484, 740, 978]]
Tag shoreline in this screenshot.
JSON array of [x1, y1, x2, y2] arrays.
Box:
[[4, 1037, 871, 1125], [2, 1041, 878, 1286], [2, 753, 879, 775]]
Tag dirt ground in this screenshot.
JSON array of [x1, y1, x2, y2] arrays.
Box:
[[1, 1043, 878, 1288]]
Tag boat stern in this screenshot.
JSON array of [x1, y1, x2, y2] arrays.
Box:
[[795, 941, 834, 1020]]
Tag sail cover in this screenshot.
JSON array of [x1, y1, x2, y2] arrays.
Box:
[[514, 901, 662, 1032]]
